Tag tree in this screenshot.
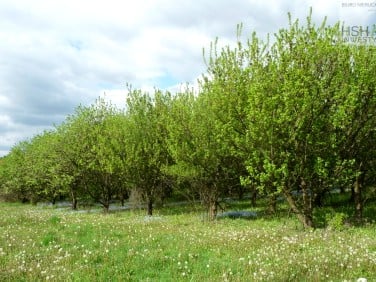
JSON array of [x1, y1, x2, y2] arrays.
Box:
[[57, 99, 127, 212], [165, 87, 235, 220], [242, 12, 376, 227], [201, 26, 258, 205], [124, 88, 172, 216], [0, 141, 37, 203], [25, 130, 71, 204], [329, 44, 376, 221]]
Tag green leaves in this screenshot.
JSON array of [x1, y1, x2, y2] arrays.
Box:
[[122, 88, 173, 214], [0, 11, 375, 224], [242, 13, 376, 226]]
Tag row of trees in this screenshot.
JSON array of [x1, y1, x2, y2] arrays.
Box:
[[1, 13, 376, 227]]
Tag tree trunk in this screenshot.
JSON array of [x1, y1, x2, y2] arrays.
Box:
[[284, 190, 313, 228], [208, 200, 218, 221], [267, 194, 277, 214], [353, 178, 363, 222], [147, 198, 153, 216], [31, 196, 38, 205], [102, 199, 110, 213], [301, 179, 313, 227], [201, 184, 219, 221], [237, 185, 245, 200], [350, 186, 355, 204], [303, 213, 313, 228], [103, 204, 110, 213], [120, 189, 127, 207], [313, 191, 324, 207], [70, 185, 78, 210], [251, 188, 257, 207], [71, 197, 78, 210]]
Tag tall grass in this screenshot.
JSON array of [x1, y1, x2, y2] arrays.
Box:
[[0, 202, 375, 281]]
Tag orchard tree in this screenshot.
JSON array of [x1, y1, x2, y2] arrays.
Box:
[[58, 98, 127, 212], [164, 90, 198, 201], [330, 43, 376, 221], [241, 12, 376, 227], [166, 87, 235, 220], [0, 133, 68, 204], [25, 130, 71, 204], [124, 88, 172, 216], [201, 26, 258, 204], [0, 141, 36, 203], [57, 112, 89, 210]]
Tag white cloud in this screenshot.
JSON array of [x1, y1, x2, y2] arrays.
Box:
[[0, 0, 358, 156]]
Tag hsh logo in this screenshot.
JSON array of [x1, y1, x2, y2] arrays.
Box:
[[342, 25, 376, 37]]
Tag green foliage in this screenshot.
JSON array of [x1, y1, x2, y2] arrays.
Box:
[[165, 86, 236, 219], [0, 141, 37, 202], [57, 98, 128, 211], [28, 131, 72, 203], [325, 211, 348, 231], [0, 10, 375, 226], [228, 12, 376, 227], [124, 88, 173, 215]]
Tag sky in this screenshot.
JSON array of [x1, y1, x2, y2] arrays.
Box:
[[0, 0, 375, 157]]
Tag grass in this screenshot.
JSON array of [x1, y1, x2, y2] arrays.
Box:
[[0, 202, 375, 281]]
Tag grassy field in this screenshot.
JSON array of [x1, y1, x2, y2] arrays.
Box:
[[0, 202, 375, 281]]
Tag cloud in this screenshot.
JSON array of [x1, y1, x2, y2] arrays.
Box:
[[0, 0, 358, 156]]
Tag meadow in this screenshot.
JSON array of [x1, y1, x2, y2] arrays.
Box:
[[0, 201, 376, 281]]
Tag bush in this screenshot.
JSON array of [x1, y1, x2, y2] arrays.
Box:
[[326, 211, 348, 230]]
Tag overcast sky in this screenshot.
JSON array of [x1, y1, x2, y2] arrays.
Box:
[[0, 0, 374, 156]]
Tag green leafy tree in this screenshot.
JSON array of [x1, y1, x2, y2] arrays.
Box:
[[242, 12, 376, 227], [201, 26, 258, 205], [124, 88, 172, 215], [0, 141, 37, 203], [163, 90, 198, 202], [166, 87, 235, 220], [25, 130, 71, 204], [329, 44, 376, 221], [58, 99, 127, 212]]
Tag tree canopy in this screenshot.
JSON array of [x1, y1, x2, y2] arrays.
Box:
[[1, 12, 375, 227]]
